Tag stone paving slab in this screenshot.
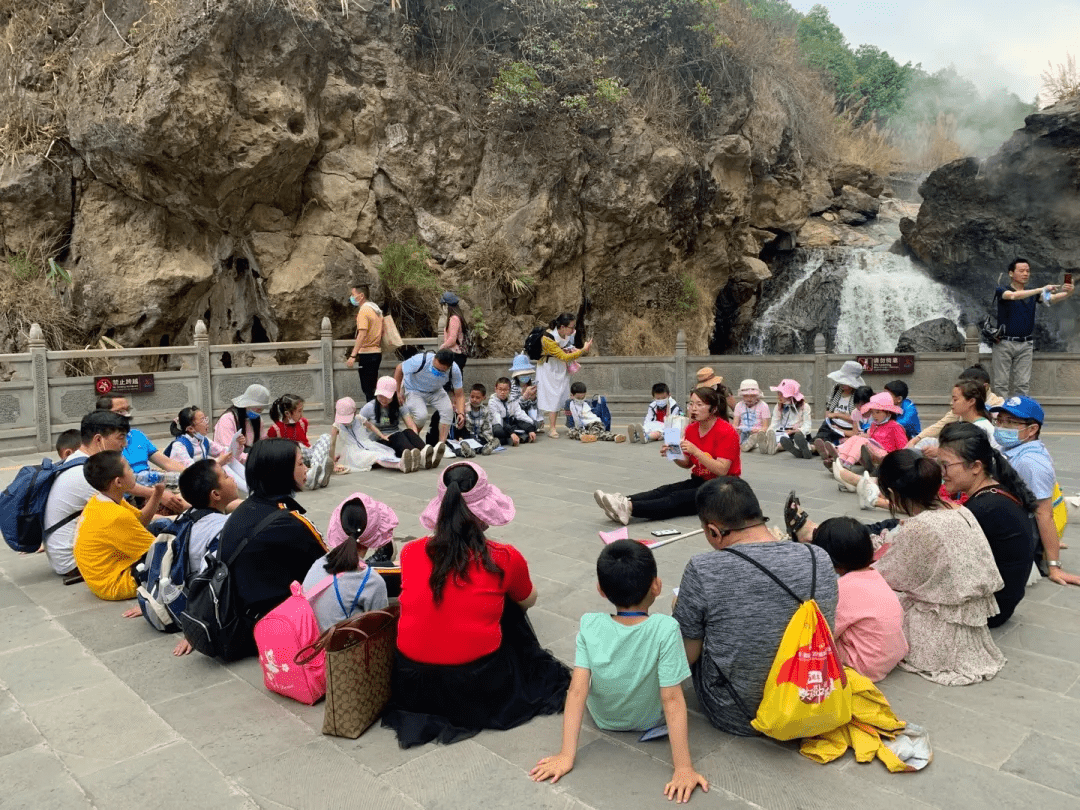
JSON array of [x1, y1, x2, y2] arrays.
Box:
[[1, 422, 1079, 808]]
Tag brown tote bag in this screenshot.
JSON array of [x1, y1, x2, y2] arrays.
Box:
[[304, 605, 400, 738]]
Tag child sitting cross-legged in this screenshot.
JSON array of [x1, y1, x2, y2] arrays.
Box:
[[73, 451, 165, 602], [566, 382, 626, 443], [628, 382, 681, 444], [456, 383, 501, 458], [531, 540, 708, 803]]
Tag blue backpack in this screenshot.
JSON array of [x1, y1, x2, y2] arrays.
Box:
[[563, 395, 612, 431], [0, 456, 89, 553], [134, 508, 218, 633]]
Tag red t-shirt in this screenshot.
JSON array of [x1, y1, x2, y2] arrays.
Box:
[[396, 537, 534, 665], [267, 417, 310, 447], [687, 418, 741, 478]]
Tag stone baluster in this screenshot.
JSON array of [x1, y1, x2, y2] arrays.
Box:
[[964, 323, 980, 370], [29, 323, 52, 451], [674, 330, 687, 407], [194, 320, 213, 415], [812, 333, 827, 420], [321, 317, 335, 421]]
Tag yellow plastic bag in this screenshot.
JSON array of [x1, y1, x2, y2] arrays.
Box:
[[1052, 482, 1067, 539], [751, 598, 852, 741]]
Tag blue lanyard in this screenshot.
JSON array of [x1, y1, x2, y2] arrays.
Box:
[[332, 565, 372, 618]]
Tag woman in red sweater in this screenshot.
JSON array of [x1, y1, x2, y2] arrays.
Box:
[[382, 462, 570, 747], [593, 386, 741, 525]]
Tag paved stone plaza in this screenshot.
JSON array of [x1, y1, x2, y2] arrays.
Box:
[[2, 422, 1079, 809]]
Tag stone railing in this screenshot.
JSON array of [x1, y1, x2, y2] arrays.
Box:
[[3, 322, 1078, 454]]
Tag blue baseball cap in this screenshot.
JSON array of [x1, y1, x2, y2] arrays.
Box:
[[990, 395, 1045, 425]]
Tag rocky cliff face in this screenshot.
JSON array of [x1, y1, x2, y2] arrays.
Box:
[[0, 0, 846, 357], [901, 97, 1080, 348]]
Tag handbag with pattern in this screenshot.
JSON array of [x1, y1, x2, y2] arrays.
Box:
[[302, 605, 400, 739]]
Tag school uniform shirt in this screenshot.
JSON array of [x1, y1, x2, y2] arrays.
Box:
[[832, 569, 908, 682], [575, 613, 690, 731], [487, 394, 530, 426], [643, 397, 681, 431], [686, 419, 741, 479], [396, 537, 533, 665], [73, 494, 157, 601], [43, 450, 95, 575], [567, 398, 601, 429], [122, 428, 159, 474]]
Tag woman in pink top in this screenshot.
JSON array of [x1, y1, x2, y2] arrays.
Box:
[[438, 291, 471, 376], [812, 517, 907, 681]]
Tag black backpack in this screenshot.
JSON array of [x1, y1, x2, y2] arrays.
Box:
[[178, 510, 280, 661], [979, 288, 1005, 344], [523, 326, 547, 361]]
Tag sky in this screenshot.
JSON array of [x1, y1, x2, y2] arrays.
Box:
[[786, 0, 1080, 102]]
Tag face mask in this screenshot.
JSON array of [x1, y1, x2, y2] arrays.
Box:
[[519, 376, 533, 386], [871, 416, 888, 426], [247, 410, 261, 420], [431, 366, 446, 378], [349, 295, 359, 306], [994, 427, 1023, 449]]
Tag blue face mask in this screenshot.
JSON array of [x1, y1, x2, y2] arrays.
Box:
[[518, 376, 533, 386], [430, 366, 446, 378], [349, 295, 359, 306], [247, 409, 261, 420], [994, 427, 1022, 449]]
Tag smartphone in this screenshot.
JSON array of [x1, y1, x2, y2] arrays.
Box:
[[1065, 273, 1073, 285], [651, 528, 681, 537]]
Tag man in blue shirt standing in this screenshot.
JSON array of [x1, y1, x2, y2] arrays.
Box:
[[990, 396, 1079, 587], [393, 349, 465, 447], [991, 258, 1073, 397]]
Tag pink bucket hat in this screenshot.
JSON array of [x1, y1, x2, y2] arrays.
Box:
[[334, 397, 357, 424], [375, 376, 398, 400], [419, 461, 516, 532], [861, 391, 902, 416], [770, 379, 803, 400], [326, 492, 398, 552]]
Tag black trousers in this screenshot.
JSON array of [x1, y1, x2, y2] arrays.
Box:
[[378, 429, 426, 455], [355, 352, 382, 402], [493, 419, 535, 444], [628, 477, 707, 521]]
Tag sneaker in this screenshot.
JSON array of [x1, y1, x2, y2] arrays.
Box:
[[763, 431, 778, 455], [791, 432, 813, 459], [813, 438, 831, 468], [408, 448, 423, 472], [613, 434, 627, 443], [741, 437, 756, 452], [601, 492, 631, 525], [779, 435, 796, 456], [857, 472, 880, 510], [422, 445, 436, 469], [457, 441, 476, 458], [627, 425, 638, 443], [580, 434, 598, 443], [318, 456, 333, 488], [304, 462, 319, 490], [594, 489, 618, 521], [482, 438, 500, 456], [432, 442, 447, 468], [833, 460, 857, 492]]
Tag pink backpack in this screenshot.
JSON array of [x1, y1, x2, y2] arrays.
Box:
[[254, 576, 336, 704]]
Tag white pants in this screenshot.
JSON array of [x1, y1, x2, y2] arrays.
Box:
[[404, 389, 453, 428]]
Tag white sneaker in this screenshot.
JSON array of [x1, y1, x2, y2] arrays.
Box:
[[857, 472, 880, 510], [627, 425, 638, 443], [304, 462, 319, 490], [763, 431, 778, 455], [613, 494, 632, 525], [432, 442, 447, 468], [741, 437, 756, 452], [833, 460, 857, 492], [422, 445, 436, 469], [408, 448, 423, 473], [594, 489, 617, 521]]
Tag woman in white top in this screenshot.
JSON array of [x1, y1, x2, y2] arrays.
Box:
[[535, 313, 592, 438], [950, 380, 1001, 451]]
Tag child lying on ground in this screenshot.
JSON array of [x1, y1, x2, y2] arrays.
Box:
[[531, 540, 708, 803]]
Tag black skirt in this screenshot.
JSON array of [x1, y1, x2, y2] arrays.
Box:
[[381, 599, 571, 748]]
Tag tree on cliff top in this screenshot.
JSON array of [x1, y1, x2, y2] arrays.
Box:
[[1041, 53, 1080, 105]]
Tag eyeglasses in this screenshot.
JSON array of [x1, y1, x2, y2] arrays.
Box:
[[995, 416, 1032, 428], [937, 460, 966, 473]]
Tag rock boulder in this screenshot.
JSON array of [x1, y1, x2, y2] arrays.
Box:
[[894, 317, 964, 353]]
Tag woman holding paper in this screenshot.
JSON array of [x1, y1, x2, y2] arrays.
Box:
[[594, 387, 740, 524], [167, 406, 248, 496]]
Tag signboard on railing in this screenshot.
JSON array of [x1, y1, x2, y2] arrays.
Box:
[[855, 355, 915, 375], [94, 375, 155, 395]]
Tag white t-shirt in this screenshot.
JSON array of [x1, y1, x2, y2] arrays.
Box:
[[187, 512, 230, 576], [43, 451, 96, 575]]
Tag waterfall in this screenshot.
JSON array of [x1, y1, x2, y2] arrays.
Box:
[[743, 247, 964, 354], [832, 252, 963, 353]]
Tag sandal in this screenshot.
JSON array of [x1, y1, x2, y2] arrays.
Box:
[[333, 463, 350, 475], [783, 490, 809, 542], [547, 429, 560, 439]]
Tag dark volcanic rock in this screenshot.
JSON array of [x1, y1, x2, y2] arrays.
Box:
[[895, 318, 964, 352]]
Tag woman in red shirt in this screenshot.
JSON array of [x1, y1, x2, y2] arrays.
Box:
[[594, 387, 741, 525], [382, 462, 570, 747]]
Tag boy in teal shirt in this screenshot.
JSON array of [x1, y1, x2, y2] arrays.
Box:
[[531, 540, 708, 802]]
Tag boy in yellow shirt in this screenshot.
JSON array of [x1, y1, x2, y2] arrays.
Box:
[[74, 450, 165, 601]]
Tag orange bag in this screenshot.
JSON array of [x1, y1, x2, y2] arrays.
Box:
[[722, 546, 852, 741]]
